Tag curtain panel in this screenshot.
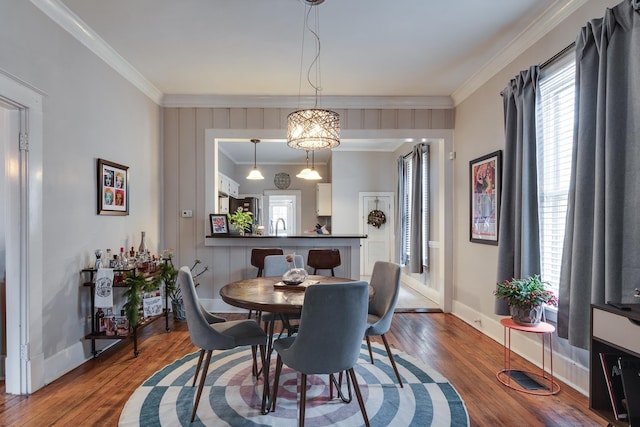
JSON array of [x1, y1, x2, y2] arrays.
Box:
[[397, 157, 407, 265], [558, 0, 640, 349], [409, 143, 429, 273], [495, 66, 542, 315]]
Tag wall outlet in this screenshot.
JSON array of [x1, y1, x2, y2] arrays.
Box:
[[181, 209, 193, 218]]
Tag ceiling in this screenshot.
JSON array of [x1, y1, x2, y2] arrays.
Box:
[[53, 0, 569, 164]]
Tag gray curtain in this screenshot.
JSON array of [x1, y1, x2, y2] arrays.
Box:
[[558, 0, 640, 349], [409, 144, 429, 273], [397, 156, 407, 265], [495, 66, 541, 315]]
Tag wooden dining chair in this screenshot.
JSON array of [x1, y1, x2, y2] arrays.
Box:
[[178, 266, 268, 422], [251, 248, 284, 277], [270, 281, 371, 427], [307, 249, 341, 276]]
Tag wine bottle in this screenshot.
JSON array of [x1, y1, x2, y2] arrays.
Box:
[[96, 308, 105, 334]]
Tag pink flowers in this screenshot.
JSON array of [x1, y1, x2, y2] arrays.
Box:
[[494, 275, 558, 308]]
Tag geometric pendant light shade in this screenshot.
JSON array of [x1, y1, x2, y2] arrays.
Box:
[[287, 108, 340, 150]]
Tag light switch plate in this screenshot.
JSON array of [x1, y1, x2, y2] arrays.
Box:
[[181, 209, 193, 218]]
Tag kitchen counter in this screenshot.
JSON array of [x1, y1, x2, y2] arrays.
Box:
[[203, 235, 365, 311], [205, 234, 367, 239]]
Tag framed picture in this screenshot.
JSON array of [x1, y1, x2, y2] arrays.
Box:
[[209, 214, 229, 236], [470, 150, 502, 245], [97, 158, 129, 215]]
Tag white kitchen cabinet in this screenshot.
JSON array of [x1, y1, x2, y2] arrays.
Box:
[[316, 183, 332, 216], [228, 179, 239, 198], [218, 173, 239, 198]]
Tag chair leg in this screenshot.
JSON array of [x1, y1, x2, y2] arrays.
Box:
[[192, 349, 205, 387], [329, 374, 334, 400], [381, 334, 403, 388], [270, 355, 284, 412], [191, 350, 212, 422], [299, 373, 307, 427], [348, 368, 370, 427], [251, 345, 258, 377], [365, 336, 374, 364], [259, 344, 270, 415]]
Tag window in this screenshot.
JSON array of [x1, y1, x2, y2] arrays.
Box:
[[536, 53, 575, 298], [264, 191, 301, 236], [400, 146, 429, 268]]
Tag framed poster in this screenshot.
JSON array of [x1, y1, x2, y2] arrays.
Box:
[[470, 150, 502, 245], [209, 214, 229, 236], [97, 159, 129, 215]]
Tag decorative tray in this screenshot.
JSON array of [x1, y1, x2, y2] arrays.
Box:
[[273, 280, 319, 291]]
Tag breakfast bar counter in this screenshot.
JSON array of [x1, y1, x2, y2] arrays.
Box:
[[203, 234, 366, 311]]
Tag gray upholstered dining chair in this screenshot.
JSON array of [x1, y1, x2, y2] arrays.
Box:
[[365, 261, 403, 387], [191, 303, 226, 386], [270, 281, 371, 427], [178, 266, 268, 422], [263, 254, 304, 277]]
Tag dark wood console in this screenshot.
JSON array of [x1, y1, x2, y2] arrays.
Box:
[[590, 303, 640, 426]]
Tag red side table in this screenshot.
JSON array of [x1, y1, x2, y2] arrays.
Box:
[[496, 318, 560, 395]]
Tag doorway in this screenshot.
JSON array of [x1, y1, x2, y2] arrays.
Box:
[[359, 192, 394, 275], [263, 190, 302, 236], [0, 103, 7, 380]]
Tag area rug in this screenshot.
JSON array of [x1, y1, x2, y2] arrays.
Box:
[[119, 342, 469, 426]]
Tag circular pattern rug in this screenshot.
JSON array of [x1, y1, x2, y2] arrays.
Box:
[[119, 342, 469, 426]]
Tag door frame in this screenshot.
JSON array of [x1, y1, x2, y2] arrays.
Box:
[[1, 71, 44, 394]]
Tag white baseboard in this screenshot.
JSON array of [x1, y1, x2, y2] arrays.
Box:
[[44, 341, 93, 386], [451, 300, 589, 396], [400, 275, 440, 304]]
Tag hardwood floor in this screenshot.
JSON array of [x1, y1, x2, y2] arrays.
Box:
[[1, 313, 606, 426]]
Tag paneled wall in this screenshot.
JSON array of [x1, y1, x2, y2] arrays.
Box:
[[162, 106, 454, 301]]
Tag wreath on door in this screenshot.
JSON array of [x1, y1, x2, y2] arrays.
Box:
[[367, 209, 386, 228]]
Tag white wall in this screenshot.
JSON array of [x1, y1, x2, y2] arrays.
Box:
[[453, 0, 621, 394], [0, 1, 161, 388], [331, 151, 397, 234]]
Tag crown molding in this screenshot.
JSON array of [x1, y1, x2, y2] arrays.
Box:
[[31, 0, 587, 110], [451, 0, 589, 106], [161, 94, 454, 109], [30, 0, 163, 104]]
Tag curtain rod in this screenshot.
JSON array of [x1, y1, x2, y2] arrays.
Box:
[[402, 142, 428, 159], [540, 42, 576, 69]]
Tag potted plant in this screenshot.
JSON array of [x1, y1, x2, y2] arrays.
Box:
[[494, 274, 558, 325], [123, 271, 161, 329], [227, 207, 253, 236], [159, 259, 208, 321]]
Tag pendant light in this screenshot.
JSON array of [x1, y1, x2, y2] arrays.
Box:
[[246, 139, 264, 180], [296, 150, 312, 179], [305, 150, 322, 180], [286, 0, 340, 151]]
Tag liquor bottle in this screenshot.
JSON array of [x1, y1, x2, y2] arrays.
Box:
[[138, 231, 147, 254], [96, 307, 105, 334], [119, 247, 127, 268], [105, 249, 112, 268]]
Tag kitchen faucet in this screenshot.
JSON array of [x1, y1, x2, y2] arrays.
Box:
[[275, 218, 286, 236]]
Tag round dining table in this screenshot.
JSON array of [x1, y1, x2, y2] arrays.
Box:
[[219, 275, 365, 314], [219, 275, 368, 414]]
